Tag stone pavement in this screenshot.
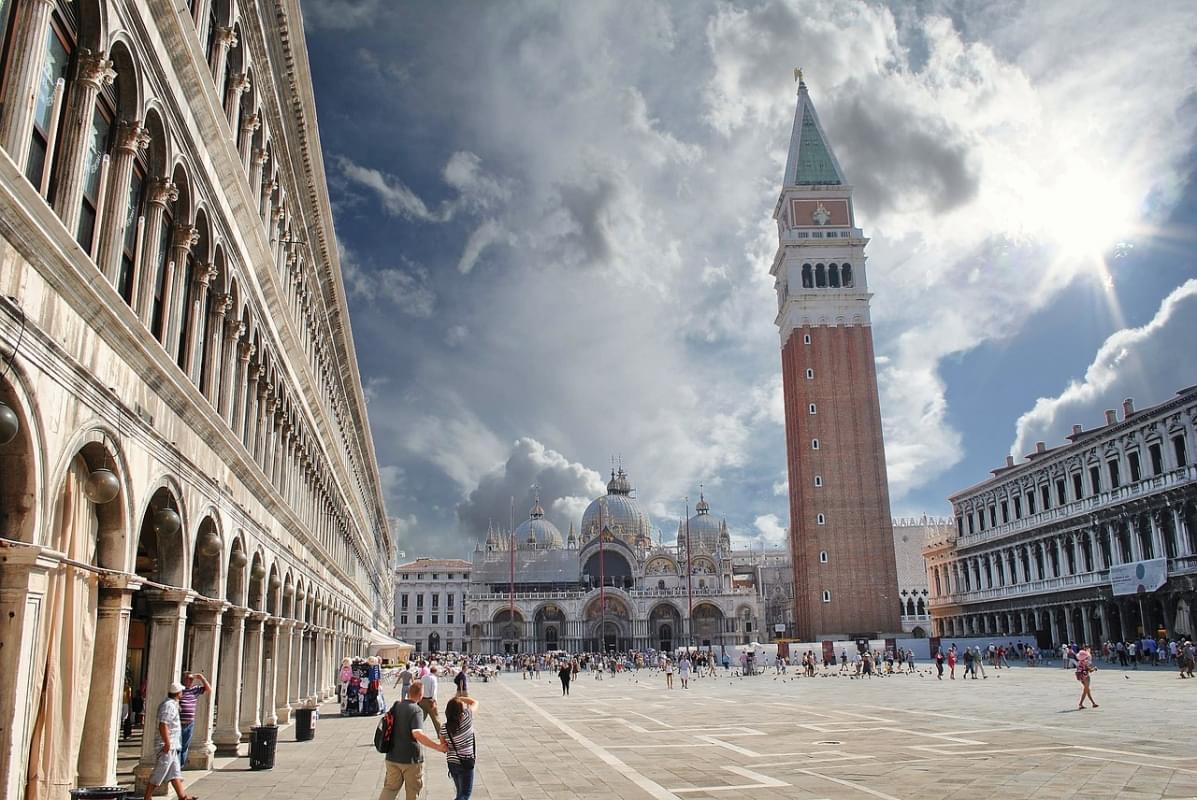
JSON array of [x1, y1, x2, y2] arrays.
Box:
[[187, 663, 1197, 799]]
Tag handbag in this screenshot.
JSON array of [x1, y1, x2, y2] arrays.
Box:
[[445, 727, 476, 772]]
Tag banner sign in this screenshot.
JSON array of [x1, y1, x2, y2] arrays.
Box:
[[1110, 558, 1167, 596]]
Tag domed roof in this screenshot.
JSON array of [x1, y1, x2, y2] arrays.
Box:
[[680, 492, 727, 551], [581, 468, 652, 545], [514, 495, 564, 549]]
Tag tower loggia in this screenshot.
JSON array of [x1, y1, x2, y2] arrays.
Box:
[[771, 76, 901, 639]]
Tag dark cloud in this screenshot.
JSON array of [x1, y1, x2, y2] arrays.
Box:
[[456, 438, 605, 540], [825, 82, 980, 218], [552, 177, 618, 267]]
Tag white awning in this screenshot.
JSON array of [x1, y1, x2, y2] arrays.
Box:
[[366, 628, 413, 659]]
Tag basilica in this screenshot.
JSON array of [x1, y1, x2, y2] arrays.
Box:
[[461, 469, 784, 654]]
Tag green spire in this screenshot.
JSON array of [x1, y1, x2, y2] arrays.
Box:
[[795, 106, 841, 185]]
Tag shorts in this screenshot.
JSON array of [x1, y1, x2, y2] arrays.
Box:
[[149, 749, 182, 785]]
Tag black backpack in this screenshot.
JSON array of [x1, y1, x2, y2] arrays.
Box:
[[374, 703, 398, 753]]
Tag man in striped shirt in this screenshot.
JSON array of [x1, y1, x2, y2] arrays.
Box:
[[177, 671, 211, 769]]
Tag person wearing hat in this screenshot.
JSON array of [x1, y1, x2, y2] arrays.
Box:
[[142, 681, 195, 800]]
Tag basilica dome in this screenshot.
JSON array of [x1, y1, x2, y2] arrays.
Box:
[[580, 468, 653, 545], [679, 493, 729, 551], [514, 497, 564, 549]]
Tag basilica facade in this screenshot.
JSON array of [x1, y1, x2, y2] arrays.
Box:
[[462, 469, 771, 654], [0, 1, 392, 797]]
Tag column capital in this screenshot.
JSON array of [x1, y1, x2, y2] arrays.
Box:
[[213, 24, 238, 49], [173, 223, 201, 252], [192, 596, 231, 614], [238, 340, 256, 363], [224, 606, 251, 620], [115, 119, 151, 154], [261, 179, 277, 200], [213, 292, 234, 316], [148, 177, 179, 207], [241, 111, 261, 134], [248, 610, 270, 624], [76, 48, 117, 90], [229, 71, 251, 96], [253, 146, 270, 166], [98, 572, 145, 592], [195, 261, 219, 289]]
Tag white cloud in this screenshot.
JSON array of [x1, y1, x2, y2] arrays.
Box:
[[1012, 280, 1197, 456], [337, 156, 453, 222], [457, 219, 510, 274], [753, 514, 788, 548]]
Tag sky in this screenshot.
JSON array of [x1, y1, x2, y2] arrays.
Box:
[[301, 0, 1197, 560]]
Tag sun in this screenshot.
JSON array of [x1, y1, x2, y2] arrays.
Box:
[[1046, 163, 1141, 263]]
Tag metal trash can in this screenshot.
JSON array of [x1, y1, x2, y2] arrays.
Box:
[[69, 788, 128, 799], [249, 725, 279, 770], [294, 707, 317, 741]]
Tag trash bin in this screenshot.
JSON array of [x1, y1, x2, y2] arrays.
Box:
[[249, 725, 278, 770], [294, 707, 316, 741], [69, 788, 128, 799]]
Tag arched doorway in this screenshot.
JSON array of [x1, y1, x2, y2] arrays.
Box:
[[582, 548, 634, 590], [492, 609, 524, 654], [584, 595, 631, 652], [26, 436, 129, 795], [535, 604, 567, 652], [649, 603, 682, 652], [428, 632, 441, 653], [692, 603, 724, 648]]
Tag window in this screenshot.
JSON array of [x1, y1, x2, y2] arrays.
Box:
[[1108, 459, 1121, 489], [1027, 492, 1037, 514], [118, 162, 145, 304], [1149, 442, 1163, 475], [811, 438, 819, 450], [805, 368, 814, 379], [967, 514, 975, 534], [814, 475, 823, 487], [819, 550, 828, 563], [1072, 472, 1083, 500], [816, 513, 825, 525], [657, 579, 665, 590], [809, 403, 817, 415], [432, 573, 439, 580], [829, 263, 841, 287], [77, 92, 114, 250], [956, 516, 963, 536], [815, 263, 827, 287], [415, 595, 424, 609], [1174, 434, 1188, 467], [27, 12, 74, 190], [842, 264, 854, 287], [431, 614, 438, 624], [1056, 479, 1067, 505], [446, 612, 454, 624], [1128, 451, 1142, 482], [989, 506, 997, 527], [447, 593, 455, 608], [415, 614, 423, 625], [400, 614, 407, 625], [417, 573, 424, 579], [1000, 500, 1009, 524], [1040, 485, 1050, 510], [821, 590, 831, 603], [803, 333, 812, 345], [400, 593, 409, 610], [1089, 465, 1101, 494], [1013, 496, 1022, 519], [801, 263, 813, 288]]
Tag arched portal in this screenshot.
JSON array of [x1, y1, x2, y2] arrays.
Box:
[[534, 603, 567, 652], [428, 632, 441, 654], [582, 548, 633, 590], [649, 603, 682, 652], [692, 603, 725, 648], [583, 595, 631, 653], [492, 609, 524, 655]]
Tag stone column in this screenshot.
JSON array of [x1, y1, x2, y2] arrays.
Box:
[[1063, 605, 1076, 644], [183, 262, 217, 383], [201, 292, 231, 403], [288, 622, 305, 709], [224, 71, 250, 130], [237, 111, 260, 170], [233, 346, 256, 437], [1129, 516, 1144, 562], [51, 49, 116, 233], [260, 178, 276, 223], [213, 608, 247, 756], [218, 320, 245, 421], [1048, 610, 1060, 646], [273, 422, 291, 490], [261, 618, 281, 725], [134, 590, 193, 792], [96, 120, 150, 282], [251, 382, 271, 465], [1174, 505, 1192, 557], [250, 147, 269, 205], [165, 223, 200, 361], [1149, 511, 1167, 560], [135, 178, 177, 325], [0, 0, 56, 166], [184, 601, 226, 770], [238, 611, 268, 738], [1098, 604, 1111, 642], [244, 371, 264, 455], [208, 25, 237, 88], [77, 580, 138, 787], [274, 620, 295, 724], [0, 548, 57, 799]]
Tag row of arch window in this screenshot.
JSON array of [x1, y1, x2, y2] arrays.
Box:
[[801, 263, 854, 289], [0, 0, 381, 600]]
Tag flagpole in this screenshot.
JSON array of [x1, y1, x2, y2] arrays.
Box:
[[509, 496, 516, 652], [685, 496, 694, 651]]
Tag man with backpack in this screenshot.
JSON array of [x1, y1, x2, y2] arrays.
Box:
[[376, 682, 447, 800]]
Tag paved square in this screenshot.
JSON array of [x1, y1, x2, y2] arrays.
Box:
[[188, 664, 1197, 799]]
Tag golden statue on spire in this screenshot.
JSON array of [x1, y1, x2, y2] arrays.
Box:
[[794, 67, 803, 83]]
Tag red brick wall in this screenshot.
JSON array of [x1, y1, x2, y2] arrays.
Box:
[[781, 323, 901, 638]]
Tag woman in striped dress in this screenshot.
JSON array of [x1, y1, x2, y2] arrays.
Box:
[[444, 695, 478, 800]]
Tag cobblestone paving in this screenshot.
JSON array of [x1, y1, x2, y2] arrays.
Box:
[[187, 663, 1197, 799]]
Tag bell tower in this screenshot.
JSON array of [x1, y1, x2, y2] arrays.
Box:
[[772, 75, 900, 640]]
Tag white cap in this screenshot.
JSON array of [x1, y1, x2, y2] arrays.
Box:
[[168, 682, 185, 694]]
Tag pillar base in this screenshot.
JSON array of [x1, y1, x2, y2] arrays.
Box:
[[212, 734, 242, 758], [185, 743, 216, 770], [275, 704, 292, 725]]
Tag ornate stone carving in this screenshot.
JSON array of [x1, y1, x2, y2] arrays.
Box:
[[77, 49, 117, 90], [195, 262, 219, 288], [115, 120, 151, 154], [148, 177, 179, 207], [172, 223, 200, 251], [226, 319, 246, 341], [241, 111, 261, 133], [213, 25, 239, 49], [230, 72, 251, 96]]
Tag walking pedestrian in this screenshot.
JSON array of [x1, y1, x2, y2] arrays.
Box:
[[378, 682, 447, 800], [419, 665, 443, 735], [455, 662, 469, 696], [142, 682, 195, 800], [679, 655, 692, 689], [176, 671, 210, 769], [558, 660, 572, 695], [1075, 645, 1098, 709], [947, 645, 957, 679], [934, 648, 944, 679], [664, 658, 674, 689], [444, 695, 478, 800]]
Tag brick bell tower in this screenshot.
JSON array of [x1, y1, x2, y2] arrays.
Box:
[[772, 73, 900, 640]]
